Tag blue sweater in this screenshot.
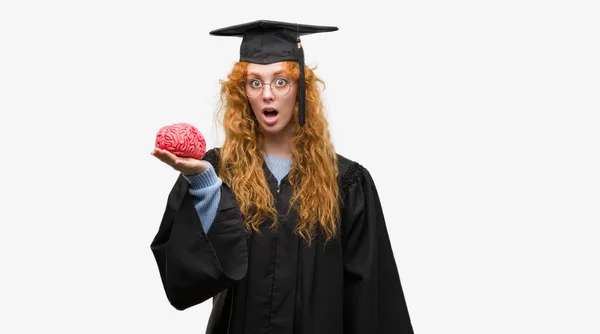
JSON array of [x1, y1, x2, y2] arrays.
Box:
[[183, 154, 292, 232]]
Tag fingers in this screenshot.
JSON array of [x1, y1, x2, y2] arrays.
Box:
[[151, 148, 178, 167], [156, 148, 178, 160], [151, 148, 205, 175]]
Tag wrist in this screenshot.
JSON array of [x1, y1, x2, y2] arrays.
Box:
[[184, 163, 219, 188]]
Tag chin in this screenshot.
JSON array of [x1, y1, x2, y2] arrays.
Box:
[[259, 121, 293, 137], [260, 125, 284, 135]]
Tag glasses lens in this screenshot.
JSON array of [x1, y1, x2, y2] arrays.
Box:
[[244, 79, 262, 98], [271, 79, 292, 97]]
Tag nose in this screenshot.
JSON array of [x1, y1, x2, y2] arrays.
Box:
[[262, 85, 275, 101]]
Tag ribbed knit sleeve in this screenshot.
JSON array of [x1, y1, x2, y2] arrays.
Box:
[[182, 163, 222, 232]]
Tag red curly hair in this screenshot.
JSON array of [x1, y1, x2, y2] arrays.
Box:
[[215, 61, 340, 244]]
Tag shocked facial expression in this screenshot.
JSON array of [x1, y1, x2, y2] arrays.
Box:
[[245, 62, 298, 137]]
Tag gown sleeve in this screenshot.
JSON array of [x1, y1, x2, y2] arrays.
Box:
[[341, 163, 414, 333], [150, 172, 248, 311]]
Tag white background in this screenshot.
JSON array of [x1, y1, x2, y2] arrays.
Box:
[[1, 0, 599, 333]]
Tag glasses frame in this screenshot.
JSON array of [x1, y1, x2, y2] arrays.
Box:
[[243, 78, 297, 98]]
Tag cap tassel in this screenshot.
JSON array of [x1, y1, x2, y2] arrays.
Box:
[[296, 39, 306, 127]]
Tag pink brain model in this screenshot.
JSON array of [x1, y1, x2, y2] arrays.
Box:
[[155, 123, 206, 160]]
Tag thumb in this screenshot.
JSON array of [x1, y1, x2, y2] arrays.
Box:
[[174, 158, 190, 166]]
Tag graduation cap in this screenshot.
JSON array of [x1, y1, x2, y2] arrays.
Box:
[[209, 20, 338, 126]]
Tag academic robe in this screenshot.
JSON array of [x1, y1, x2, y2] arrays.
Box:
[[151, 148, 414, 334]]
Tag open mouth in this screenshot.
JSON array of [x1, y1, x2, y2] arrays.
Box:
[[262, 108, 279, 126], [263, 109, 279, 117]]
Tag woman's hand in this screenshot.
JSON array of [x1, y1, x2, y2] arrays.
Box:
[[151, 147, 210, 176]]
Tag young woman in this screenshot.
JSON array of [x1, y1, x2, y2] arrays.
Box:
[[150, 20, 414, 334]]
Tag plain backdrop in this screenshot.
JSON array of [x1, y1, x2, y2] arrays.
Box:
[[1, 0, 599, 333]]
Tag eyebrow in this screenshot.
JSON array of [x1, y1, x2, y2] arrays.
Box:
[[247, 70, 287, 78]]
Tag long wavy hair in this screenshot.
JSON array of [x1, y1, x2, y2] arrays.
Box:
[[215, 61, 340, 244]]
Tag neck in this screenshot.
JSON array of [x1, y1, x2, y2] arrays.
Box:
[[263, 131, 293, 159]]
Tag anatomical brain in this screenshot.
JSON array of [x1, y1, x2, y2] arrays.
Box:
[[155, 123, 206, 160]]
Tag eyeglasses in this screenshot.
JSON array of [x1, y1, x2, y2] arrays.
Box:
[[244, 77, 296, 98]]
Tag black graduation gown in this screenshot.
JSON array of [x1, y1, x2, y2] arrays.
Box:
[[151, 149, 414, 334]]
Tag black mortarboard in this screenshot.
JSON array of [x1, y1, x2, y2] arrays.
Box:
[[209, 20, 338, 126]]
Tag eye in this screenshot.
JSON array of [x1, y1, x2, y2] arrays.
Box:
[[274, 78, 289, 87], [249, 79, 262, 88]]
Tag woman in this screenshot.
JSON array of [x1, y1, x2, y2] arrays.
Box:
[[150, 20, 414, 334]]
